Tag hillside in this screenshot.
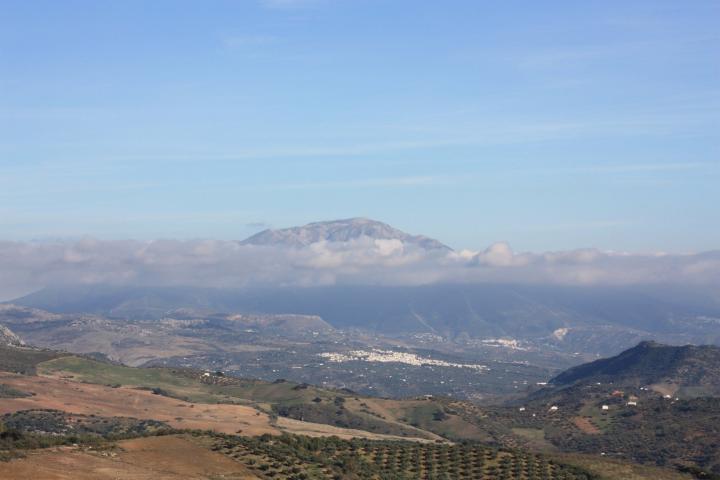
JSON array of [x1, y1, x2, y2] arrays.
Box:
[[550, 341, 720, 396], [0, 324, 23, 347], [0, 344, 695, 480], [481, 342, 720, 477], [0, 346, 455, 441]]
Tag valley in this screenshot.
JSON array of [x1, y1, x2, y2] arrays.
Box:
[[0, 303, 561, 402], [0, 347, 708, 480]]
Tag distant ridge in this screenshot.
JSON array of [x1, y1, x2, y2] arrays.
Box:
[[550, 341, 720, 392], [241, 218, 452, 251], [8, 284, 720, 357]]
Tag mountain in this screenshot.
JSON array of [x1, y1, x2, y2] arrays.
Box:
[[241, 217, 452, 251], [550, 341, 720, 394], [10, 284, 720, 357]]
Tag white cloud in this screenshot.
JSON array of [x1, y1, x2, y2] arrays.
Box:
[[0, 237, 718, 300], [473, 242, 524, 267]]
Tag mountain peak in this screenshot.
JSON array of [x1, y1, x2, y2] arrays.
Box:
[[241, 218, 452, 251]]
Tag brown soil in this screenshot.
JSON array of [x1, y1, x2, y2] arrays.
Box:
[[0, 435, 259, 480], [0, 372, 277, 435], [276, 416, 435, 442], [0, 372, 437, 442], [572, 416, 601, 434]]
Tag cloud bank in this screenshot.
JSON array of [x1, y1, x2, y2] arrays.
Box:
[[0, 237, 718, 300]]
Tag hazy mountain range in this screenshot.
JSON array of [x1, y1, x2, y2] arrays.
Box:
[[8, 282, 720, 356], [3, 218, 720, 357]]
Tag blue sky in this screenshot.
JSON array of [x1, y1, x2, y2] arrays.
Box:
[[1, 0, 718, 252]]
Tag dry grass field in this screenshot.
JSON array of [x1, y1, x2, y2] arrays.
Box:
[[0, 370, 436, 442], [0, 371, 277, 435], [275, 416, 436, 442], [553, 453, 695, 480], [0, 435, 261, 480]]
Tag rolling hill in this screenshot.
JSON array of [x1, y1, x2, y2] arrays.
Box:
[[484, 342, 720, 477], [0, 343, 700, 479], [550, 341, 720, 395]]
